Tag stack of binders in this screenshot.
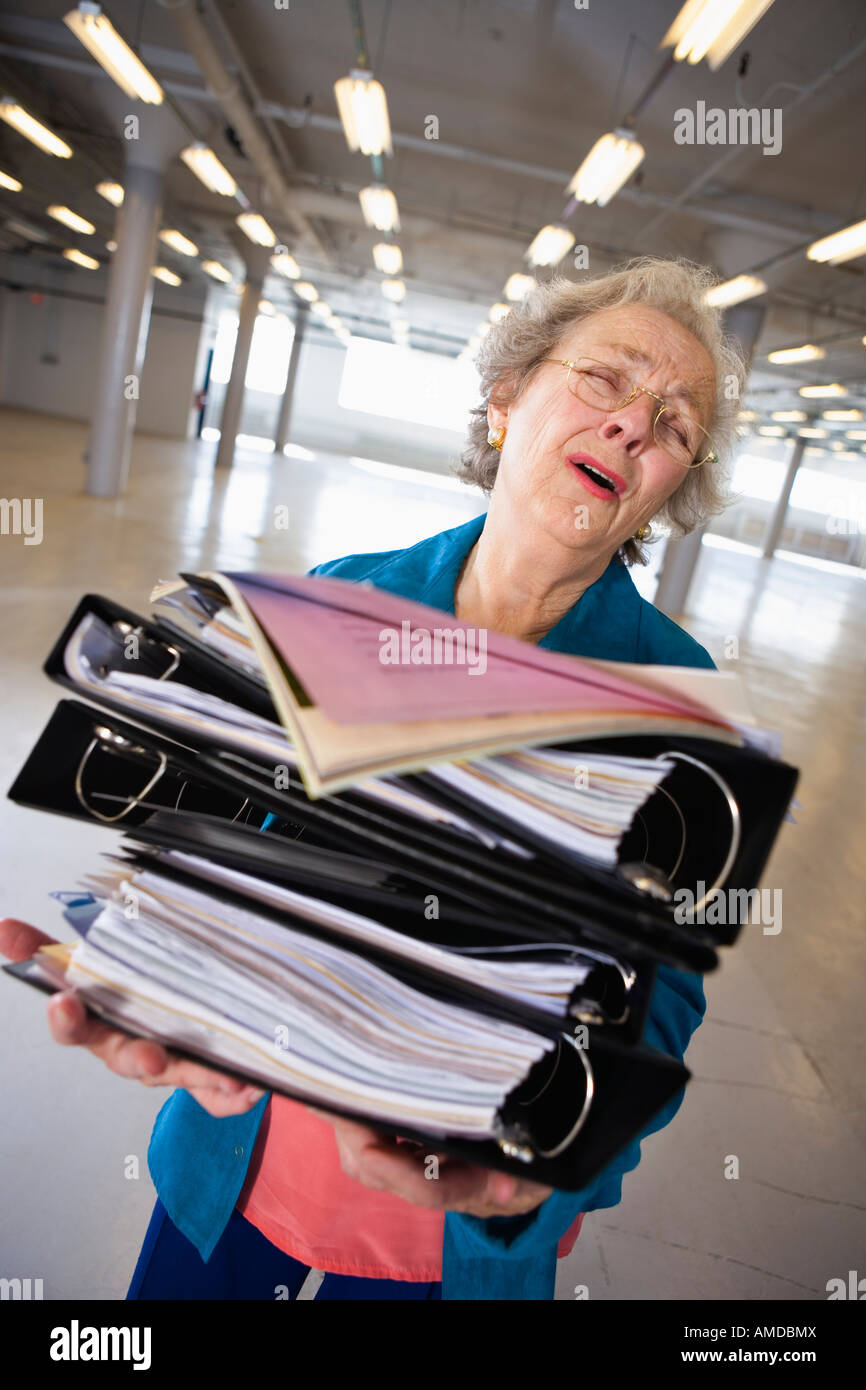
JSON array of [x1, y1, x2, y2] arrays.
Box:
[[5, 572, 799, 1191]]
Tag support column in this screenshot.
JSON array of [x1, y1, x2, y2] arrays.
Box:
[[762, 436, 806, 559], [85, 163, 163, 496], [215, 239, 271, 470], [651, 294, 768, 613], [653, 525, 708, 617], [273, 304, 307, 454]]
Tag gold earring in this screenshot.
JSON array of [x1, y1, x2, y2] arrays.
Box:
[[487, 425, 505, 451], [633, 523, 652, 541]]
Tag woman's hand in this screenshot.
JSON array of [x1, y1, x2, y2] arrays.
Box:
[[0, 919, 266, 1118], [306, 1105, 554, 1219]]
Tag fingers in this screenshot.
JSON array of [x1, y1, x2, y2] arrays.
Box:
[[327, 1119, 552, 1217], [0, 917, 57, 962], [45, 991, 266, 1113], [186, 1085, 267, 1119], [47, 991, 123, 1050]]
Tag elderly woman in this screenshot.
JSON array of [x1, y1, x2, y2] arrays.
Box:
[[1, 256, 744, 1302]]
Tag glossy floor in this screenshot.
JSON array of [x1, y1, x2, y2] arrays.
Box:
[[0, 407, 863, 1301]]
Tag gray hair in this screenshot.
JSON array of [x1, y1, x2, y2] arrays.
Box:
[[455, 256, 746, 565]]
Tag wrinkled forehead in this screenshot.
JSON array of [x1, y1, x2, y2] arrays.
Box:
[[556, 305, 718, 419]]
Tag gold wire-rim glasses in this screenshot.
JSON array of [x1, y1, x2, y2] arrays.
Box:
[[543, 356, 718, 468]]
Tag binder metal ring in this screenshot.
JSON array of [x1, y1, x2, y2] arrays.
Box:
[[102, 621, 180, 681], [500, 1034, 595, 1162], [653, 751, 742, 914], [74, 726, 168, 824], [175, 777, 253, 824]]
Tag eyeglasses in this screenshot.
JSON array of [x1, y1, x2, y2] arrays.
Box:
[[542, 356, 718, 468]]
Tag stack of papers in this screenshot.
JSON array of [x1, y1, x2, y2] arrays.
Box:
[[152, 572, 755, 797], [66, 608, 679, 870], [36, 853, 586, 1138]]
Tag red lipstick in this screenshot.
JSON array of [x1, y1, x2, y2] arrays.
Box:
[[566, 453, 626, 499]]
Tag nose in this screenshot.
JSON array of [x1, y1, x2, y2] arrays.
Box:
[[597, 391, 656, 456]]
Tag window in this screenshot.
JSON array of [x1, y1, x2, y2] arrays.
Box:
[[209, 307, 295, 395], [338, 337, 479, 433]]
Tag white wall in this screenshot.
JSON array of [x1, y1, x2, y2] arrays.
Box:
[[0, 276, 466, 474], [0, 273, 208, 439]]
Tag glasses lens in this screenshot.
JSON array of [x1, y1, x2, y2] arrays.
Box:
[[568, 359, 632, 409], [655, 407, 715, 467]]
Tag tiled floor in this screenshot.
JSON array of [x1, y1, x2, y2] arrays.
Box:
[[1, 407, 863, 1300]]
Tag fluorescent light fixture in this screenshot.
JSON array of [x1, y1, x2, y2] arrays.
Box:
[[0, 100, 72, 157], [153, 266, 182, 286], [105, 239, 117, 252], [662, 0, 778, 71], [0, 169, 22, 192], [767, 343, 825, 364], [757, 425, 786, 436], [823, 409, 863, 421], [271, 251, 300, 279], [64, 4, 163, 103], [201, 260, 232, 283], [47, 204, 95, 235], [844, 429, 866, 440], [489, 302, 510, 323], [525, 224, 575, 267], [257, 298, 275, 315], [806, 219, 866, 265], [704, 274, 767, 307], [310, 299, 332, 319], [96, 180, 123, 206], [159, 228, 198, 257], [737, 409, 757, 420], [62, 247, 99, 269], [373, 242, 403, 275], [829, 440, 848, 450], [504, 272, 535, 300], [798, 383, 848, 398], [359, 185, 400, 233], [797, 427, 828, 438], [381, 278, 406, 302], [566, 129, 645, 207], [770, 410, 807, 422], [334, 69, 392, 156], [294, 281, 318, 302], [180, 143, 237, 197], [236, 212, 276, 247]]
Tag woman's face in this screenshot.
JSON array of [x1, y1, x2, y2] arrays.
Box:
[[487, 304, 718, 559]]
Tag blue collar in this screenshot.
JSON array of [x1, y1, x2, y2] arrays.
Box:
[[365, 513, 643, 662]]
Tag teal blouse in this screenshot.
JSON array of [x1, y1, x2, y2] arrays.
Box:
[[147, 512, 713, 1300]]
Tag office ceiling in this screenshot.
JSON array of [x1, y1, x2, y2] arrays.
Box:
[[0, 0, 865, 426]]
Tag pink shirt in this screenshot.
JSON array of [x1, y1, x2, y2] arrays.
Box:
[[237, 1095, 584, 1281]]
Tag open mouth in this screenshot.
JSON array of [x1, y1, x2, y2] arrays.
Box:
[[567, 455, 625, 496], [575, 461, 617, 492]]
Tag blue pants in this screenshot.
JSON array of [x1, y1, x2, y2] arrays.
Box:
[[126, 1199, 442, 1301]]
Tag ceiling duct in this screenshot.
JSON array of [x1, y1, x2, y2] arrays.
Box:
[[158, 0, 326, 258]]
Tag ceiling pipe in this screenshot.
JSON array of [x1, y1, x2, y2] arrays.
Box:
[[157, 0, 327, 258], [0, 37, 843, 256], [639, 34, 866, 241], [258, 101, 840, 246]]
